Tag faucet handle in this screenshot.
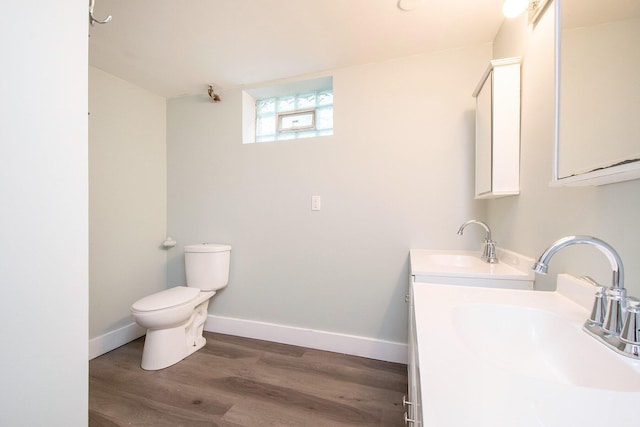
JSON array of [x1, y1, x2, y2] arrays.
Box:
[[481, 239, 498, 264], [582, 277, 606, 326], [602, 287, 627, 335], [588, 290, 607, 327], [620, 297, 640, 344]]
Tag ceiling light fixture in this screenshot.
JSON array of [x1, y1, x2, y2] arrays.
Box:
[[502, 0, 530, 18], [502, 0, 549, 23], [397, 0, 421, 12], [502, 0, 546, 18]]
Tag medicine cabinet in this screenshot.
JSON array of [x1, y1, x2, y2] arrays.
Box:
[[472, 57, 521, 199], [553, 0, 640, 186]]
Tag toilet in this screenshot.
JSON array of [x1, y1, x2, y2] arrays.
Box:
[[131, 243, 231, 370]]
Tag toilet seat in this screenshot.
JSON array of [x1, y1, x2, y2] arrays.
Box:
[[132, 286, 200, 312]]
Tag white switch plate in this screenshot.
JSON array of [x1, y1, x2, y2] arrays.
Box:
[[311, 195, 321, 211]]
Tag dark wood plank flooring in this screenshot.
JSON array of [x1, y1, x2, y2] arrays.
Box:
[[89, 332, 408, 426]]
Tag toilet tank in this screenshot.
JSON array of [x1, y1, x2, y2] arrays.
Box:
[[184, 243, 232, 291]]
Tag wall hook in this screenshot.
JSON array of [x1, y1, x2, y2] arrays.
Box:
[[89, 0, 112, 25]]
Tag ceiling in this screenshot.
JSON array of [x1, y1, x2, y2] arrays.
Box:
[[88, 0, 507, 98]]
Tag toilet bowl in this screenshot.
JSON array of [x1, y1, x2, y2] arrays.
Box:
[[131, 243, 231, 370]]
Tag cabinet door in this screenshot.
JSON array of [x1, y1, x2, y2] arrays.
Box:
[[473, 57, 520, 199], [475, 74, 493, 196], [491, 64, 521, 195], [407, 280, 422, 425]]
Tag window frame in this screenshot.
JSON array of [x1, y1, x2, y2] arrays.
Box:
[[242, 76, 333, 144], [276, 108, 316, 133]]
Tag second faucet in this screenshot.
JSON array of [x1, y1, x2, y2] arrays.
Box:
[[457, 220, 498, 264]]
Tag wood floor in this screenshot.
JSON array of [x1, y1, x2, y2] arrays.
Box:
[[89, 332, 408, 426]]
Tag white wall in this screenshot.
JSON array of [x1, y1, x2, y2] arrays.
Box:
[[489, 6, 640, 295], [89, 67, 167, 353], [167, 45, 491, 348], [0, 2, 88, 425]]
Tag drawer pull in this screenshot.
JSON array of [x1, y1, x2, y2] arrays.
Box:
[[404, 411, 416, 425], [402, 395, 413, 407]]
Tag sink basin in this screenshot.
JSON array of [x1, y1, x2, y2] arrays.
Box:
[[413, 274, 640, 426], [421, 252, 507, 272], [410, 249, 534, 288], [452, 304, 640, 391]]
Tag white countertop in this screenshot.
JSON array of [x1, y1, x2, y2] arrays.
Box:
[[410, 248, 535, 288], [412, 275, 640, 426]]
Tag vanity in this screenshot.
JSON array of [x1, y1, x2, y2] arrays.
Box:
[[405, 249, 640, 426], [405, 248, 535, 425]]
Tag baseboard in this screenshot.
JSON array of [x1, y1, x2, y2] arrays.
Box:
[[204, 314, 408, 364], [89, 316, 408, 364], [89, 322, 146, 360]]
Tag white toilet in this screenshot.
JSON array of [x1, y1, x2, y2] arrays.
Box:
[[131, 243, 231, 370]]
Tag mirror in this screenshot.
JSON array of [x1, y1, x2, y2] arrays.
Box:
[[554, 0, 640, 186]]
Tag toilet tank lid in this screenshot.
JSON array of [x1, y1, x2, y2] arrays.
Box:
[[185, 243, 231, 253]]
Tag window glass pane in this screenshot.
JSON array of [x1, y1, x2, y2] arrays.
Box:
[[257, 98, 275, 114], [318, 90, 333, 106], [256, 115, 276, 136], [296, 92, 316, 109], [277, 96, 295, 112], [316, 107, 333, 130]]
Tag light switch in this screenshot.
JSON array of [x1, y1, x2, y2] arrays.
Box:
[[311, 195, 321, 211]]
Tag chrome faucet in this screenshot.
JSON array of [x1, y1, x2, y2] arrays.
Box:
[[457, 220, 498, 263], [533, 235, 639, 359], [533, 235, 624, 290]]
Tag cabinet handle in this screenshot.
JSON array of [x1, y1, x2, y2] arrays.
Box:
[[402, 395, 413, 407], [404, 411, 416, 425]]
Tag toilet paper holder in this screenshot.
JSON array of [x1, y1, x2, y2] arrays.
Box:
[[162, 237, 177, 248]]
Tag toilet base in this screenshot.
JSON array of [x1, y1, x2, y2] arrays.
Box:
[[140, 299, 210, 370]]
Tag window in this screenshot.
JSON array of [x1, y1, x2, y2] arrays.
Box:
[[255, 90, 333, 142], [242, 77, 333, 144]]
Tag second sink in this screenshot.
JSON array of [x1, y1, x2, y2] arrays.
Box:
[[410, 249, 534, 288]]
